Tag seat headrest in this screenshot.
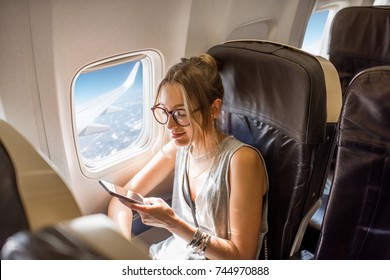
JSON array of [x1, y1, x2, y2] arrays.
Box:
[[329, 6, 390, 93], [329, 6, 390, 63], [208, 41, 327, 144]]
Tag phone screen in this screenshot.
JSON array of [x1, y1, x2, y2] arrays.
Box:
[[99, 180, 145, 204]]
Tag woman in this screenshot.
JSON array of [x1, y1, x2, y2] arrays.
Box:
[[108, 54, 268, 260]]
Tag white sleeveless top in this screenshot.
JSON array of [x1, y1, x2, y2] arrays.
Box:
[[149, 136, 268, 260]]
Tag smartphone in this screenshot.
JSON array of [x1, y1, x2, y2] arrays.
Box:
[[99, 180, 145, 205]]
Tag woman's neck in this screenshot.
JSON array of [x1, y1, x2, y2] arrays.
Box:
[[190, 130, 226, 158]]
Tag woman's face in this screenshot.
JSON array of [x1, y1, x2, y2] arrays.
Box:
[[157, 83, 194, 147]]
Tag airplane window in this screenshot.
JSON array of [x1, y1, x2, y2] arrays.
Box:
[[374, 0, 390, 5], [72, 53, 156, 173], [302, 10, 330, 56], [0, 97, 5, 120]]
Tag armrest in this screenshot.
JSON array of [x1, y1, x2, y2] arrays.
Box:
[[1, 214, 150, 260], [58, 214, 150, 259]]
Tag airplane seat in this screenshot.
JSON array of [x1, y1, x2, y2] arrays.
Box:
[[0, 120, 82, 227], [328, 6, 390, 95], [0, 141, 29, 249], [300, 57, 342, 253], [1, 222, 106, 260], [315, 66, 390, 259], [304, 5, 390, 253], [0, 120, 81, 249], [1, 214, 150, 259], [208, 40, 341, 259]]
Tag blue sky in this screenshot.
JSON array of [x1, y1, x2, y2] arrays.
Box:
[[302, 10, 329, 51], [74, 60, 143, 104]]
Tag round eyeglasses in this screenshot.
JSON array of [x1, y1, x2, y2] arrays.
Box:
[[151, 106, 190, 127]]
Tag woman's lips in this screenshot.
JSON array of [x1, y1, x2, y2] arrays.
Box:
[[171, 131, 185, 139]]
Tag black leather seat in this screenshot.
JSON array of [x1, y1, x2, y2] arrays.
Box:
[[1, 214, 150, 260], [328, 6, 390, 95], [304, 6, 390, 253], [1, 225, 106, 260], [208, 40, 341, 259], [0, 141, 29, 249], [315, 66, 390, 259]]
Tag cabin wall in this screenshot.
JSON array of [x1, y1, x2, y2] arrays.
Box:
[[1, 0, 319, 214], [0, 0, 49, 156]]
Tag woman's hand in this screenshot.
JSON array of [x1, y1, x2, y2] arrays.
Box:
[[119, 197, 178, 231]]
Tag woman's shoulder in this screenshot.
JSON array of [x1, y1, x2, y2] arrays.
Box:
[[229, 141, 268, 194], [224, 136, 261, 157], [227, 136, 266, 172], [231, 145, 262, 166]]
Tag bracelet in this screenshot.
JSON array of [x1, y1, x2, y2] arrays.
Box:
[[201, 234, 211, 253], [187, 227, 211, 255], [187, 227, 201, 248]]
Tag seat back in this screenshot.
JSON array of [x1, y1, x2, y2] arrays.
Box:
[[315, 66, 390, 259], [0, 141, 29, 249], [0, 120, 81, 243], [328, 6, 390, 94], [208, 41, 340, 259]]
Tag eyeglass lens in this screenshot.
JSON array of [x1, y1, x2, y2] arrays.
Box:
[[152, 107, 190, 126]]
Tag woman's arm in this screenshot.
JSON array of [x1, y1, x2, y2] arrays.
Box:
[[107, 140, 177, 239], [124, 140, 177, 195], [201, 146, 267, 259], [127, 146, 267, 259], [226, 146, 267, 259]]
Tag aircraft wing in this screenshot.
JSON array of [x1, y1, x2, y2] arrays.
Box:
[[75, 61, 140, 136]]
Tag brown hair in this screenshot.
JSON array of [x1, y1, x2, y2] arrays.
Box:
[[154, 54, 224, 152]]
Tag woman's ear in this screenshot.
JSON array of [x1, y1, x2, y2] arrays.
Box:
[[211, 98, 223, 118]]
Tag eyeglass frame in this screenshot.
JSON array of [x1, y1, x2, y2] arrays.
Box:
[[150, 106, 192, 127]]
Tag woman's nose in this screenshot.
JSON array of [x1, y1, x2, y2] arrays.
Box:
[[166, 113, 177, 129]]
